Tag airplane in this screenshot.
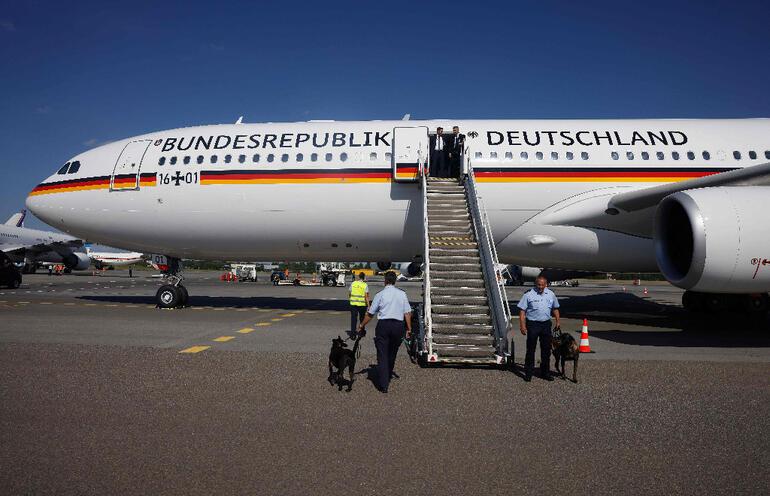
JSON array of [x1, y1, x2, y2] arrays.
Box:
[[0, 209, 90, 273], [85, 244, 144, 269], [24, 118, 770, 314]]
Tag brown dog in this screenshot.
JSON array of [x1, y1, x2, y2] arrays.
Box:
[[551, 327, 580, 382]]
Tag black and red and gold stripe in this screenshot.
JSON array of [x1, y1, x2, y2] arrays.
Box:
[[199, 168, 391, 184], [473, 166, 735, 182], [29, 173, 157, 196]]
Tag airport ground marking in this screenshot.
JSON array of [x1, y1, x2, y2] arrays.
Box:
[[255, 322, 271, 327], [258, 309, 271, 312], [179, 346, 211, 354], [271, 318, 284, 322], [280, 313, 296, 317], [39, 302, 53, 305], [237, 327, 255, 334], [213, 336, 235, 342]]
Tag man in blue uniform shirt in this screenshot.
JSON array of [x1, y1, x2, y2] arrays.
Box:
[[358, 271, 412, 393], [517, 275, 561, 382]]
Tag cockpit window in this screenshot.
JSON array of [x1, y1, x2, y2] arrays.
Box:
[[68, 161, 81, 173], [57, 162, 71, 174]]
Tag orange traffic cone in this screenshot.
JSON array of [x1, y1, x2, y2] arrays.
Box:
[[643, 287, 649, 295], [579, 318, 592, 353]]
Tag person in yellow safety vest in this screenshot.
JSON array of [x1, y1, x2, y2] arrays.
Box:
[[348, 272, 370, 339]]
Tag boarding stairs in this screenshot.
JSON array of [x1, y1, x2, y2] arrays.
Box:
[[420, 160, 512, 365]]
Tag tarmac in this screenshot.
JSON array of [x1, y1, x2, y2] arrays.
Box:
[[1, 271, 769, 495]]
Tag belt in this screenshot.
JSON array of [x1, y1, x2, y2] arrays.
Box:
[[378, 318, 403, 322]]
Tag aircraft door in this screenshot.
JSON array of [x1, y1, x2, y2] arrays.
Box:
[[111, 140, 152, 191], [392, 126, 429, 182]]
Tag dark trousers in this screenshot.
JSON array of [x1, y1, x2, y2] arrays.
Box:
[[350, 305, 366, 332], [374, 319, 405, 390], [524, 319, 552, 376], [431, 150, 447, 177]]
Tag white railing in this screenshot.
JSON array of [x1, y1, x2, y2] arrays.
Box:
[[465, 160, 512, 358], [420, 159, 433, 358]]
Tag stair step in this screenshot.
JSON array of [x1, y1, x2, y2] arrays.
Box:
[[432, 313, 492, 324], [430, 286, 486, 296], [430, 255, 480, 263], [431, 344, 497, 358], [428, 214, 470, 221], [431, 270, 483, 278], [430, 248, 480, 256], [431, 279, 485, 288], [429, 263, 480, 271], [432, 303, 489, 314], [430, 295, 488, 305], [432, 334, 495, 346], [428, 219, 470, 225], [432, 323, 493, 334]]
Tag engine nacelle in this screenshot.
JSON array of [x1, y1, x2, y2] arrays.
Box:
[[398, 262, 423, 277], [654, 186, 770, 293], [371, 261, 392, 271], [62, 252, 91, 271]]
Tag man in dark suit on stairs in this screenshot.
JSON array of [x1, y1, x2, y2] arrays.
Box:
[[429, 127, 448, 177], [448, 125, 465, 177]]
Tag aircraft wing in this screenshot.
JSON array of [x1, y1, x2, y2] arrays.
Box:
[[608, 162, 770, 212], [533, 162, 770, 238], [2, 239, 83, 257]]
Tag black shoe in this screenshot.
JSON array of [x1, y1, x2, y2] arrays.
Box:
[[390, 372, 399, 380], [379, 387, 388, 394], [542, 372, 554, 382], [524, 375, 532, 382]]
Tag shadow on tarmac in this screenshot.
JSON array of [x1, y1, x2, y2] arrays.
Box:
[[77, 294, 352, 310]]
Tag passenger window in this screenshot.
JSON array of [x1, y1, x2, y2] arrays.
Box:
[[239, 154, 246, 164], [211, 155, 218, 164], [733, 151, 741, 160], [252, 154, 259, 163], [565, 151, 573, 160], [520, 151, 529, 160], [224, 154, 232, 164], [197, 155, 204, 164], [505, 151, 513, 160], [340, 152, 348, 162], [170, 156, 177, 165], [626, 152, 634, 160], [702, 151, 710, 160], [183, 156, 191, 165], [535, 151, 543, 160], [749, 151, 757, 160], [611, 152, 619, 160], [297, 153, 303, 162], [581, 151, 589, 160], [490, 151, 498, 159], [656, 151, 664, 160], [57, 162, 71, 174], [311, 153, 318, 162], [687, 151, 695, 160], [281, 154, 289, 163], [267, 154, 274, 163], [325, 153, 332, 162], [641, 151, 649, 160], [765, 151, 770, 160], [158, 157, 166, 166], [671, 151, 679, 160], [475, 152, 482, 159], [68, 161, 80, 173], [385, 152, 392, 161], [550, 151, 558, 160], [370, 152, 377, 161]]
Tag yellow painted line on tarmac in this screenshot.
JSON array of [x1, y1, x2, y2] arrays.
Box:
[[179, 346, 210, 354], [271, 318, 284, 322], [19, 301, 30, 304], [39, 302, 53, 305], [236, 308, 248, 312], [255, 322, 271, 327], [237, 328, 255, 334], [192, 307, 205, 310], [280, 313, 296, 317], [213, 308, 226, 311], [63, 302, 76, 306], [105, 304, 118, 307], [213, 336, 235, 342], [258, 309, 271, 312]]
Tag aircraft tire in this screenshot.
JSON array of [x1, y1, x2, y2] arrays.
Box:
[[325, 277, 336, 287], [682, 291, 704, 312], [743, 293, 768, 315], [9, 275, 21, 289], [178, 285, 189, 307], [156, 284, 182, 309]]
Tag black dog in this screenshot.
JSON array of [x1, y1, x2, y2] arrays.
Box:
[[551, 327, 580, 382], [327, 333, 363, 392]]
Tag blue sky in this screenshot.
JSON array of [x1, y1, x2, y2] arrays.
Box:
[[1, 0, 769, 230]]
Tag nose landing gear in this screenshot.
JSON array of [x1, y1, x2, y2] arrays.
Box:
[[155, 257, 189, 309]]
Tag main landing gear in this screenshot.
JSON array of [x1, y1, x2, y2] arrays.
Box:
[[682, 290, 769, 317], [155, 257, 189, 309]]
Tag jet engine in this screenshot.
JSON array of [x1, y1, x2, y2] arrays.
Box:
[[398, 261, 423, 277], [372, 261, 392, 271], [654, 187, 770, 293], [62, 252, 91, 271]]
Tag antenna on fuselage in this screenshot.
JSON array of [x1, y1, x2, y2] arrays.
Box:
[[402, 113, 411, 121], [235, 116, 244, 124]]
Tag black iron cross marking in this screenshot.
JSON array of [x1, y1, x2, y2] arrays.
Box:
[[171, 171, 184, 186]]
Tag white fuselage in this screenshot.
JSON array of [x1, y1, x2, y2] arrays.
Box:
[[25, 119, 770, 273]]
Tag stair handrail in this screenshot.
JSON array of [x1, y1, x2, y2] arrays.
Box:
[[464, 160, 512, 358], [420, 154, 433, 358]]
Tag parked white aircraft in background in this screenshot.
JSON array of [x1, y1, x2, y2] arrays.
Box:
[[25, 118, 770, 311], [85, 245, 144, 269], [0, 209, 89, 272]]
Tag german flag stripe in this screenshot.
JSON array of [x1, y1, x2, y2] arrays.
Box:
[[473, 166, 734, 182], [29, 173, 157, 195], [200, 168, 391, 184]]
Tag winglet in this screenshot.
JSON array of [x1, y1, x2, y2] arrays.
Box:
[[235, 116, 244, 124], [401, 113, 411, 121]]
